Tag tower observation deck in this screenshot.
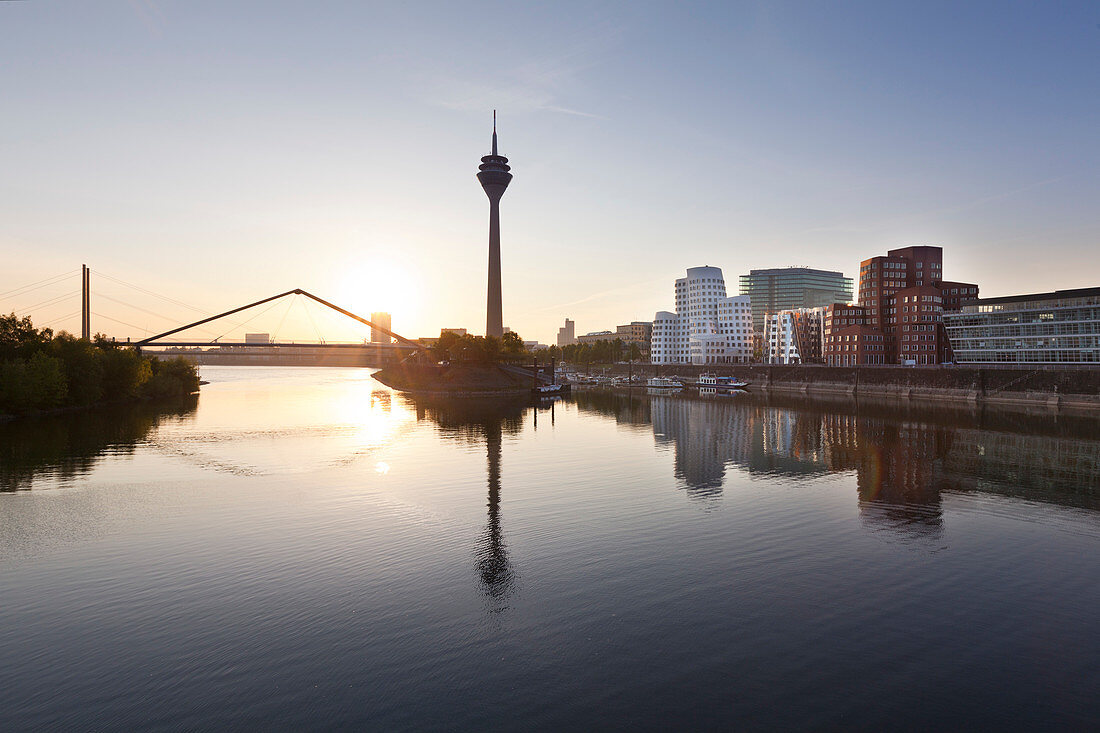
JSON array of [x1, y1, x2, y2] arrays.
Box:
[[477, 111, 512, 339]]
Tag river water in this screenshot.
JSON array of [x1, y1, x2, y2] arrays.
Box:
[[2, 366, 1099, 730]]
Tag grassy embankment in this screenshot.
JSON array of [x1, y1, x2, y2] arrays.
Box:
[[0, 314, 200, 418]]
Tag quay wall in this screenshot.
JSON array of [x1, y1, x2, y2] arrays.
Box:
[[588, 364, 1100, 410]]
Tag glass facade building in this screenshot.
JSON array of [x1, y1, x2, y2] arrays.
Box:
[[943, 287, 1100, 364], [738, 268, 853, 337]]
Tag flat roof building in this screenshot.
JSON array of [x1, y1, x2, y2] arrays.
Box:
[[738, 267, 853, 338], [824, 245, 979, 365], [557, 318, 575, 347], [370, 312, 392, 343], [943, 287, 1100, 364], [576, 330, 615, 345]]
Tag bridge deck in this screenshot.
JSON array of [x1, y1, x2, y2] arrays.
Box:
[[145, 342, 416, 349]]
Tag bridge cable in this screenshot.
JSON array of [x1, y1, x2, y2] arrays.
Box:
[[302, 296, 324, 343], [92, 269, 255, 332], [0, 270, 79, 302], [41, 310, 83, 329], [95, 293, 225, 338], [92, 270, 212, 315], [269, 295, 297, 343], [92, 312, 153, 335], [12, 291, 81, 315], [207, 296, 288, 344]]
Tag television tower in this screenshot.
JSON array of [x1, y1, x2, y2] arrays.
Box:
[[477, 111, 512, 339]]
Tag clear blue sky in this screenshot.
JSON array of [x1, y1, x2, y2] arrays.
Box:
[[2, 1, 1098, 343]]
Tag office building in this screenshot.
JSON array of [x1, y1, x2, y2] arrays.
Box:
[[739, 267, 853, 339], [824, 245, 978, 365], [616, 321, 653, 360], [651, 266, 753, 365], [576, 330, 615, 345], [943, 287, 1100, 364], [370, 312, 392, 343], [556, 318, 575, 347], [573, 322, 652, 359]]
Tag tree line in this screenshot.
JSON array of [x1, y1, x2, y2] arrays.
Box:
[[0, 314, 200, 416], [430, 331, 530, 363], [560, 338, 643, 365], [424, 331, 646, 367]]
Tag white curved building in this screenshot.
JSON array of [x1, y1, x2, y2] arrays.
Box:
[[651, 266, 753, 364]]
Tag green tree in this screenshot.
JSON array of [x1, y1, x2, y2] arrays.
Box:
[[0, 313, 53, 360], [501, 331, 526, 356], [0, 315, 199, 415], [142, 357, 200, 399], [48, 333, 104, 406]]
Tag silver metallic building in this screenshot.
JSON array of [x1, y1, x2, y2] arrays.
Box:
[[943, 287, 1100, 364]]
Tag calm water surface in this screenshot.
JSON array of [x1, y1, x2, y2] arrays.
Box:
[[2, 366, 1099, 730]]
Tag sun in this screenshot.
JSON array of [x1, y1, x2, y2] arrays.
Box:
[[335, 261, 420, 327]]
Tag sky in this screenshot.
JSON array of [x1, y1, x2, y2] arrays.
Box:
[[2, 0, 1098, 344]]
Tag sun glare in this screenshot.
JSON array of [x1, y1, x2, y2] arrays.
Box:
[[336, 261, 420, 332]]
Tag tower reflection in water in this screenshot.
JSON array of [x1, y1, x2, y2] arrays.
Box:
[[574, 389, 1100, 536], [412, 397, 527, 612]]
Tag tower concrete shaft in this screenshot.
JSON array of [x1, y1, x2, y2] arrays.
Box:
[[477, 112, 512, 339], [81, 264, 90, 340]]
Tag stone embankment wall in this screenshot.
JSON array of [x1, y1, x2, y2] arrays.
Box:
[[589, 363, 1100, 410]]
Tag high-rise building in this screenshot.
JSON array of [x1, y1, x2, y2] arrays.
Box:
[[477, 112, 512, 339], [738, 267, 853, 339], [556, 318, 575, 347], [943, 287, 1100, 364], [823, 245, 979, 365], [651, 266, 753, 365], [763, 307, 827, 364], [370, 312, 392, 343]]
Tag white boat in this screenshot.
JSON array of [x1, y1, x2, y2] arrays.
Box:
[[647, 377, 682, 389], [532, 383, 570, 396], [697, 373, 749, 390]]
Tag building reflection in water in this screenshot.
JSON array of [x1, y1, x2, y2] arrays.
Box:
[[573, 389, 1100, 537], [412, 397, 528, 612]]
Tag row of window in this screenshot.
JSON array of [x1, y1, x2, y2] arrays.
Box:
[[955, 350, 1100, 363], [945, 322, 1099, 337]]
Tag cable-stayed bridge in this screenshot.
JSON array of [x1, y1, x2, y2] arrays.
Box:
[[1, 267, 420, 367]]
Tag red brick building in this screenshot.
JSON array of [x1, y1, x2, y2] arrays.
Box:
[[824, 246, 978, 365]]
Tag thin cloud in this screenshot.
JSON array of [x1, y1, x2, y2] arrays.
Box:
[[425, 20, 621, 121], [432, 79, 605, 120], [799, 178, 1064, 236], [127, 0, 165, 37], [518, 277, 665, 316]]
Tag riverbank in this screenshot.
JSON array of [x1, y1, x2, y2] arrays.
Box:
[[573, 363, 1100, 410], [1, 314, 201, 418], [371, 361, 545, 396]]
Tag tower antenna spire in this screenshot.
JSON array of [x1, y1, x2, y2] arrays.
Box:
[[477, 110, 512, 339]]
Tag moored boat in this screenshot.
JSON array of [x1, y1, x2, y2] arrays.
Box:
[[697, 373, 750, 390], [532, 382, 570, 396]]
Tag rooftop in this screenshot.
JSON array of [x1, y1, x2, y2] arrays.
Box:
[[966, 286, 1100, 306]]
